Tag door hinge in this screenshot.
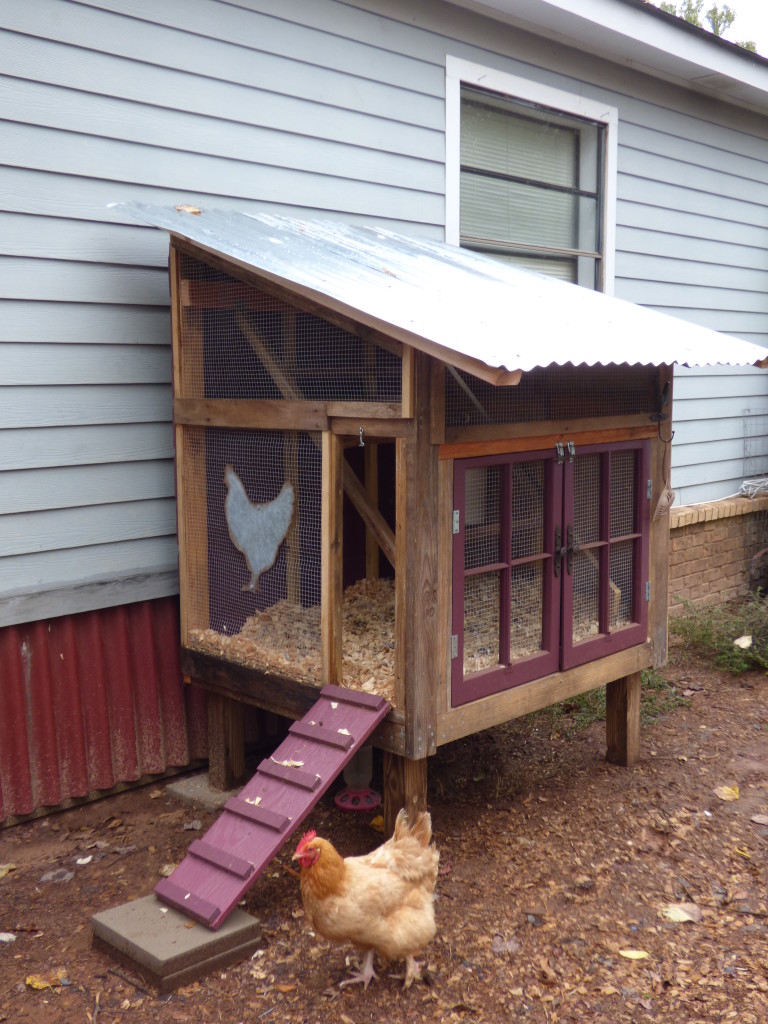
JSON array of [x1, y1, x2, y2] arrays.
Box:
[[566, 440, 576, 463], [647, 479, 653, 500], [452, 509, 460, 535], [451, 634, 458, 659], [645, 580, 651, 602]]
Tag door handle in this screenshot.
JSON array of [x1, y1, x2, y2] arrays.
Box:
[[566, 524, 579, 575], [554, 525, 563, 577]]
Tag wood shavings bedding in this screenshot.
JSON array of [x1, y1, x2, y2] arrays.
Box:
[[188, 577, 396, 707]]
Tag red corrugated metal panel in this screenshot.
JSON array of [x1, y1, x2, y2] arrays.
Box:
[[0, 596, 208, 824]]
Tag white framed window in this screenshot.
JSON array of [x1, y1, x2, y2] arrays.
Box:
[[446, 57, 617, 294]]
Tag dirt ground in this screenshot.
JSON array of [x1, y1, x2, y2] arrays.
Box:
[[1, 653, 767, 1024]]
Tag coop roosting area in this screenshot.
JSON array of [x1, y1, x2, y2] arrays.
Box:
[[174, 247, 406, 709]]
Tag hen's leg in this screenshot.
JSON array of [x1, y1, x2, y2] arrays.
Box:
[[402, 955, 423, 988], [339, 949, 377, 989]]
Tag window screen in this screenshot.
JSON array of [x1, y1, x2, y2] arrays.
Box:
[[460, 86, 605, 288]]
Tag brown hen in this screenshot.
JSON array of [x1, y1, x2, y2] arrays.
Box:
[[292, 809, 439, 989]]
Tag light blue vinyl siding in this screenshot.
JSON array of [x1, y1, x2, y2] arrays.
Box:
[[2, 0, 768, 626]]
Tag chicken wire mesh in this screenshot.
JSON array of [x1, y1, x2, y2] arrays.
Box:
[[184, 427, 324, 683], [177, 252, 402, 403], [445, 363, 658, 427], [463, 572, 501, 676], [462, 458, 547, 676], [571, 449, 637, 643], [609, 449, 637, 628]]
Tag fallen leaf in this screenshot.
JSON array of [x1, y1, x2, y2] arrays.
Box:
[[183, 820, 202, 831], [275, 983, 296, 993], [733, 635, 753, 649], [713, 785, 739, 802], [662, 902, 702, 923], [175, 204, 202, 215], [159, 864, 176, 877], [75, 856, 93, 866], [491, 934, 520, 955], [369, 815, 385, 833], [619, 949, 649, 960], [271, 757, 304, 769], [538, 956, 557, 984], [40, 868, 74, 884], [0, 932, 16, 944], [733, 846, 751, 859], [149, 789, 164, 799], [0, 864, 17, 879], [26, 972, 68, 990], [750, 814, 768, 826]]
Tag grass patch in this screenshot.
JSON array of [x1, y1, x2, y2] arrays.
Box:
[[669, 592, 768, 673], [535, 667, 686, 737]]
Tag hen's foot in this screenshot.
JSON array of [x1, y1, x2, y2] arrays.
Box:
[[390, 955, 425, 989], [339, 949, 377, 989]]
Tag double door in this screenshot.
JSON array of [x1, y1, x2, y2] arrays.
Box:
[[451, 440, 650, 706]]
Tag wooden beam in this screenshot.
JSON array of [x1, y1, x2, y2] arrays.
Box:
[[399, 350, 440, 759], [180, 279, 292, 312], [181, 648, 407, 754], [170, 246, 209, 638], [342, 459, 396, 569], [330, 416, 412, 438], [207, 692, 246, 791], [436, 642, 653, 745], [365, 442, 380, 580], [443, 413, 656, 448], [174, 397, 328, 430], [322, 431, 343, 686], [326, 402, 404, 420], [429, 360, 446, 445], [382, 751, 428, 836], [436, 458, 454, 717], [649, 364, 673, 669], [440, 424, 656, 460], [605, 671, 642, 767]]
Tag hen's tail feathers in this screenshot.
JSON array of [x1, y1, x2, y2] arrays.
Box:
[[393, 808, 432, 848]]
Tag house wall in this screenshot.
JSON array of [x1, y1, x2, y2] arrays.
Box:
[[2, 0, 767, 616]]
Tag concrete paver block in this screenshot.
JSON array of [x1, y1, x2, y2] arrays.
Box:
[[91, 894, 261, 992]]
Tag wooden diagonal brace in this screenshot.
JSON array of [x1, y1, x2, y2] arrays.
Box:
[[237, 308, 396, 568]]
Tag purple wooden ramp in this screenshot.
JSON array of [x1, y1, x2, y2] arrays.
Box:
[[154, 685, 390, 930]]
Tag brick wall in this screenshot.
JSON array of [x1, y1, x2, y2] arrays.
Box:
[[668, 496, 768, 613]]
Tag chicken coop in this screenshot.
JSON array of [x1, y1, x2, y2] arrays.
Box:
[[122, 203, 766, 828]]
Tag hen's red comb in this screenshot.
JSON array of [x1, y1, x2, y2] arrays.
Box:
[[296, 829, 317, 853]]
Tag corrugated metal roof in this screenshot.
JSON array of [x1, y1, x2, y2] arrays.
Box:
[[117, 202, 768, 379]]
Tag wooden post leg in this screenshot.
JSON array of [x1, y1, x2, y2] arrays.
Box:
[[382, 751, 428, 835], [605, 672, 641, 766], [207, 693, 246, 791]]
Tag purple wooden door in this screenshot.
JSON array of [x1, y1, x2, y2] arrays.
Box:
[[452, 440, 650, 707]]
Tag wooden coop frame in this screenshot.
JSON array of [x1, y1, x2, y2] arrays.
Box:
[[166, 230, 672, 832]]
